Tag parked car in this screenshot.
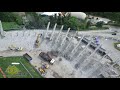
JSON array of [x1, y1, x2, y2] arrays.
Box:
[[112, 33, 116, 35]]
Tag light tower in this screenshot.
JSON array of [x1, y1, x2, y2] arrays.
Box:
[[0, 20, 5, 37]]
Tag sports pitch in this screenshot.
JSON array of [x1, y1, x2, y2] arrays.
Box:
[[0, 56, 42, 78]]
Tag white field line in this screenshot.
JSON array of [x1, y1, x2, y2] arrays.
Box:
[[19, 61, 33, 78]]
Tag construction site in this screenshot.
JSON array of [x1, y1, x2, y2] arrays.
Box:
[[0, 21, 120, 78]]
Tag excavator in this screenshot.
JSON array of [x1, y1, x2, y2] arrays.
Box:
[[0, 67, 6, 78], [35, 34, 41, 48], [38, 64, 49, 74]]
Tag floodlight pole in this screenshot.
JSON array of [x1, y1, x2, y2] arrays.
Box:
[[61, 28, 70, 46], [55, 25, 64, 43], [0, 20, 5, 37], [44, 22, 50, 38], [50, 23, 57, 40]]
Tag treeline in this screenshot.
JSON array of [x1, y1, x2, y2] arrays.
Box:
[[86, 12, 120, 23], [25, 12, 88, 30], [25, 12, 49, 29], [0, 12, 23, 25]]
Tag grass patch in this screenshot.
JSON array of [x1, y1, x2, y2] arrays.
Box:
[[114, 43, 120, 51], [88, 26, 109, 30], [2, 22, 21, 31], [6, 65, 21, 75], [0, 73, 3, 78], [0, 56, 42, 78]]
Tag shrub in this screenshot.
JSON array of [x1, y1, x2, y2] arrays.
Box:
[[96, 21, 104, 28], [114, 43, 120, 51]]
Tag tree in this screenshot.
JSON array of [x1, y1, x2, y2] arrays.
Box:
[[86, 20, 91, 28], [96, 21, 104, 28], [63, 16, 80, 30], [57, 13, 62, 25], [14, 15, 23, 25], [86, 12, 120, 23], [0, 12, 23, 25], [49, 16, 55, 28], [25, 12, 50, 29]]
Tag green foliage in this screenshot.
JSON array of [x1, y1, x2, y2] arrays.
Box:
[[57, 13, 62, 25], [86, 21, 91, 28], [63, 16, 80, 30], [0, 12, 15, 22], [25, 12, 90, 30], [25, 12, 108, 30], [86, 12, 120, 23], [2, 22, 20, 31], [88, 26, 108, 30], [25, 12, 49, 29], [0, 12, 23, 25], [96, 21, 104, 28], [14, 15, 23, 25], [0, 56, 42, 78]]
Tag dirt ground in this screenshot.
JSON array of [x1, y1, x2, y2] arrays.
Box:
[[0, 29, 120, 78]]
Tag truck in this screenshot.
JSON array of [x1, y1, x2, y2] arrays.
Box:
[[39, 52, 55, 64], [23, 53, 32, 61]]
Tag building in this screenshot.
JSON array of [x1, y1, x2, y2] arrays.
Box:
[[37, 12, 61, 16], [65, 12, 87, 20]]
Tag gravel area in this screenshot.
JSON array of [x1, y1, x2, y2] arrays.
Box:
[[0, 29, 120, 78]]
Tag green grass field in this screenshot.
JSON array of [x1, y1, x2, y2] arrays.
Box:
[[2, 22, 21, 31], [0, 73, 3, 78], [0, 56, 42, 78]]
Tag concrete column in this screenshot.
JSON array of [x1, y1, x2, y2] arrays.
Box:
[[0, 20, 4, 36], [52, 25, 64, 49], [87, 52, 108, 78], [70, 35, 85, 55], [50, 23, 57, 40], [75, 39, 92, 59], [11, 33, 12, 37], [80, 44, 102, 70], [55, 25, 64, 43], [99, 53, 108, 63], [57, 28, 70, 52], [17, 32, 18, 36], [35, 32, 37, 36], [44, 22, 50, 38], [84, 50, 109, 77], [60, 28, 70, 46], [62, 31, 77, 54], [23, 31, 25, 36], [28, 30, 30, 36], [86, 44, 102, 60], [87, 63, 103, 78]]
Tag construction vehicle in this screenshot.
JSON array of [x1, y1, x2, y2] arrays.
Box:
[[35, 34, 40, 48], [41, 64, 49, 69], [38, 64, 49, 74], [39, 52, 55, 64], [38, 68, 45, 74], [8, 45, 23, 51], [8, 45, 16, 50], [16, 47, 23, 51]]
